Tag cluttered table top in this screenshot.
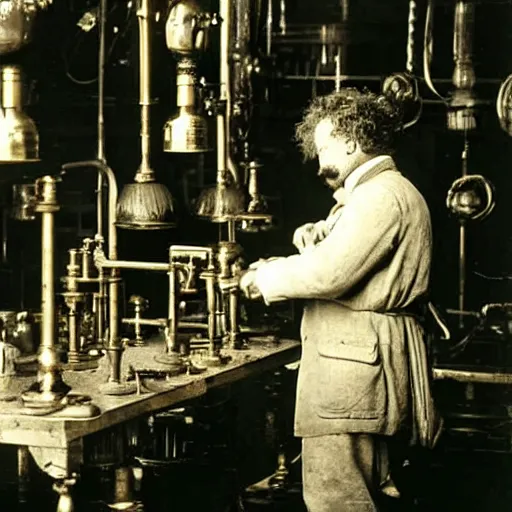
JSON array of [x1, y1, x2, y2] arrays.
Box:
[[0, 337, 301, 449]]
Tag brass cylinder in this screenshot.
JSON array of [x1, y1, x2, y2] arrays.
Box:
[[66, 249, 80, 292], [167, 268, 178, 353], [138, 0, 152, 177], [68, 302, 79, 363], [0, 64, 39, 162], [176, 69, 196, 107], [21, 175, 71, 403], [204, 272, 217, 350], [1, 66, 22, 109], [41, 212, 55, 352], [452, 0, 476, 90]]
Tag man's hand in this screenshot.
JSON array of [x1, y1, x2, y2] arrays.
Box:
[[292, 221, 330, 253], [239, 269, 262, 300]]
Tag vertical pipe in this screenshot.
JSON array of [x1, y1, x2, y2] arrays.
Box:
[[334, 47, 341, 92], [220, 0, 238, 183], [406, 0, 417, 74], [68, 305, 79, 362], [96, 0, 107, 239], [229, 289, 240, 348], [216, 114, 226, 174], [452, 0, 476, 90], [458, 138, 469, 328], [138, 0, 152, 175], [41, 212, 55, 352], [266, 0, 272, 56], [17, 446, 30, 504], [205, 274, 216, 354], [1, 206, 7, 264], [167, 268, 178, 353], [227, 220, 235, 242]]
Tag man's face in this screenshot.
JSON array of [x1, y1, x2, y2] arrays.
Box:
[[313, 118, 359, 190]]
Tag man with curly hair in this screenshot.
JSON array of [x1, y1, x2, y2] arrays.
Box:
[[241, 87, 440, 511]]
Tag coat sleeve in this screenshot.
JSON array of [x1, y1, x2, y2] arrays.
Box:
[[254, 182, 402, 303]]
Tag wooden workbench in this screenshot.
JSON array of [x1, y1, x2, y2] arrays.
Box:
[[0, 336, 301, 488]]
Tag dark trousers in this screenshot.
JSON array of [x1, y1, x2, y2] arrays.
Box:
[[302, 433, 389, 512]]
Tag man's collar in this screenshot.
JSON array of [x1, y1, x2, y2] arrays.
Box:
[[332, 155, 394, 205]]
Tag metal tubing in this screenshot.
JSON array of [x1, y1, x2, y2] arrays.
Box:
[[205, 273, 217, 352], [96, 257, 169, 272], [68, 305, 79, 362], [167, 268, 178, 352], [121, 318, 207, 330], [458, 139, 469, 328], [138, 0, 152, 176], [62, 160, 117, 259], [228, 289, 240, 347], [220, 0, 238, 184], [62, 160, 120, 347], [41, 211, 54, 352], [96, 0, 108, 239]]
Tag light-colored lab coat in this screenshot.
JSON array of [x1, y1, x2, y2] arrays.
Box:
[[254, 156, 439, 446]]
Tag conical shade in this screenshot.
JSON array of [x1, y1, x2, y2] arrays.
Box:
[[116, 182, 176, 230], [195, 182, 245, 222]]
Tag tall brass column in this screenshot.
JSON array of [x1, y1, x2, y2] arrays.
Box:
[[22, 176, 71, 409]]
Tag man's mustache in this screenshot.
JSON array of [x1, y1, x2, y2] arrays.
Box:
[[318, 166, 340, 179]]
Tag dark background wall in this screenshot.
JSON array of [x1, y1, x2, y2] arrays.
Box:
[[2, 0, 512, 332]]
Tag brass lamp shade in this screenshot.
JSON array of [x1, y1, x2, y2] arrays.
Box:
[[195, 180, 245, 222], [0, 66, 39, 162], [116, 181, 177, 230], [163, 107, 209, 153]]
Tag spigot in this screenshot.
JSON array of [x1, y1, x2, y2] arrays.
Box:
[[93, 233, 105, 252], [128, 295, 149, 346], [65, 249, 80, 292], [177, 257, 198, 294], [81, 238, 94, 279], [93, 245, 107, 270]]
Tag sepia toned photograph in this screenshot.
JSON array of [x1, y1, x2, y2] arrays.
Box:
[[0, 0, 509, 510]]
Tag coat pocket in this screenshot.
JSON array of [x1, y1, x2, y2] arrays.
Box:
[[315, 336, 387, 420]]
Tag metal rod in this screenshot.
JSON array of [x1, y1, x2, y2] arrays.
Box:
[[68, 304, 79, 362], [167, 268, 178, 352], [458, 138, 469, 328], [205, 273, 217, 354], [216, 113, 226, 174], [96, 0, 108, 239], [458, 223, 466, 328], [277, 74, 503, 84], [406, 0, 417, 74], [41, 210, 55, 352], [227, 220, 235, 242], [220, 0, 238, 184], [228, 289, 240, 347], [1, 206, 7, 264], [17, 446, 30, 504], [138, 0, 153, 177], [266, 0, 272, 55], [334, 46, 341, 92], [453, 0, 476, 89], [97, 257, 169, 272], [433, 368, 512, 385], [122, 318, 208, 330]]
